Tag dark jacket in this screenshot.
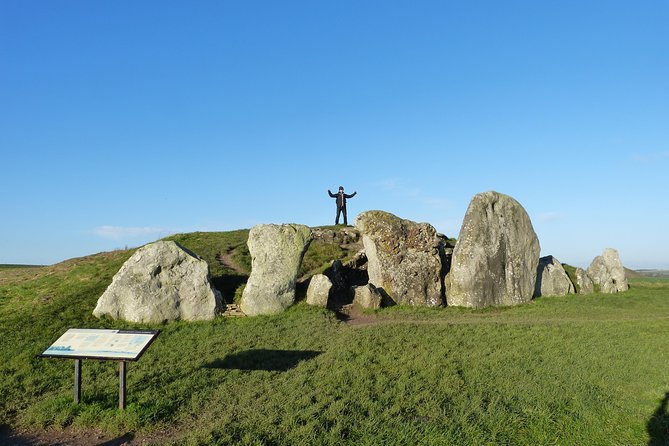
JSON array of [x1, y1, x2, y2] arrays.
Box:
[[328, 190, 356, 208]]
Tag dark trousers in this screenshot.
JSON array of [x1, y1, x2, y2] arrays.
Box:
[[335, 206, 347, 225]]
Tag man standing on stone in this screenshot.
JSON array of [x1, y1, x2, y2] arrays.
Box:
[[328, 186, 357, 225]]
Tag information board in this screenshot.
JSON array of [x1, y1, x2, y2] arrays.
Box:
[[40, 328, 158, 361]]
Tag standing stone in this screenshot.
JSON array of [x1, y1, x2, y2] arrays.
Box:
[[446, 191, 540, 308], [306, 274, 332, 307], [352, 284, 383, 309], [534, 255, 575, 297], [575, 267, 595, 294], [355, 210, 444, 306], [93, 241, 222, 323], [587, 248, 629, 293], [240, 224, 312, 316]]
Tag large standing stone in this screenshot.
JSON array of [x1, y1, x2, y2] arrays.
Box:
[[446, 191, 540, 308], [93, 241, 222, 323], [240, 224, 312, 316], [587, 248, 629, 293], [306, 274, 332, 307], [575, 267, 595, 294], [355, 210, 444, 306], [534, 255, 575, 297]]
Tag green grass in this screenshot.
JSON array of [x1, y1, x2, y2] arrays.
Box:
[[561, 263, 579, 293], [164, 231, 250, 303], [1, 239, 668, 445], [0, 264, 43, 269]]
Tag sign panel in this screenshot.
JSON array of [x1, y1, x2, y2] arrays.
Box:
[[41, 328, 159, 361]]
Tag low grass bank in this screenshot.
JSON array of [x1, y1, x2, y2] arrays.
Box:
[[1, 248, 668, 445]]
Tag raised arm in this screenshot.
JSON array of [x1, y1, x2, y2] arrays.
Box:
[[328, 189, 336, 198], [345, 191, 357, 198]]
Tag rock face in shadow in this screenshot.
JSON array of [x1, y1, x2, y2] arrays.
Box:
[[575, 267, 595, 294], [587, 248, 629, 293], [446, 191, 540, 308], [534, 255, 575, 297], [240, 224, 312, 316], [306, 274, 332, 307], [93, 241, 222, 323], [355, 210, 444, 307]]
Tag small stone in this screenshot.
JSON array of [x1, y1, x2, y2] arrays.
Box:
[[352, 284, 383, 309], [306, 274, 332, 307]]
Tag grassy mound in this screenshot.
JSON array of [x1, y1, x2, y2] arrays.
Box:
[[1, 232, 668, 445], [164, 226, 361, 303]]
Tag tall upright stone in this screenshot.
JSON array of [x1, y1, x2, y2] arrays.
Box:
[[240, 224, 312, 316], [587, 248, 629, 293], [575, 267, 595, 294], [534, 255, 575, 297], [355, 210, 444, 306], [93, 241, 222, 323], [446, 191, 540, 308]]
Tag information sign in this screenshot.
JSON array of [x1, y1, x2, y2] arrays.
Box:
[[40, 328, 159, 409], [41, 328, 158, 361]]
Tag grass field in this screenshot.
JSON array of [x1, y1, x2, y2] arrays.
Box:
[[1, 238, 668, 445]]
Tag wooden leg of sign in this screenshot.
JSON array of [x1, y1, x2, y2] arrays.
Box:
[[74, 359, 82, 404], [119, 361, 126, 410]]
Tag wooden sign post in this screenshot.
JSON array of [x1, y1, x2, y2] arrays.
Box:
[[40, 328, 159, 410]]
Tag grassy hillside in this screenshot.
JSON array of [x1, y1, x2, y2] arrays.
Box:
[[1, 233, 668, 445], [0, 264, 43, 269]]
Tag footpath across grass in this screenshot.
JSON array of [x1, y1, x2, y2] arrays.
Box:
[[1, 249, 668, 445]]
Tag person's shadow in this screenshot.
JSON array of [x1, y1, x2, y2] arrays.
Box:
[[648, 392, 669, 446]]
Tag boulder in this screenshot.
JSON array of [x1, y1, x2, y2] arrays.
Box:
[[306, 274, 332, 307], [587, 248, 629, 293], [355, 210, 444, 306], [446, 191, 540, 308], [93, 241, 222, 323], [240, 224, 312, 316], [575, 267, 595, 294], [534, 256, 575, 297], [352, 284, 383, 309]]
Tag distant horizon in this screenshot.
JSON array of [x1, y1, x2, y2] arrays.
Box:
[[2, 218, 667, 272], [2, 1, 667, 269]]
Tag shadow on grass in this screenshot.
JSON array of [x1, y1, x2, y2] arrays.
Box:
[[648, 391, 669, 446], [0, 424, 35, 446], [97, 432, 134, 446], [203, 349, 322, 372]]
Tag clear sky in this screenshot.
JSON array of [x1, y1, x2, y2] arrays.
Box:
[[1, 1, 667, 269]]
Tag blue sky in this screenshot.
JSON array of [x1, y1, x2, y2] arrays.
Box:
[[1, 1, 667, 269]]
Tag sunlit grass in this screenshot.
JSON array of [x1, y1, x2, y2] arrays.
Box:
[[1, 238, 668, 445]]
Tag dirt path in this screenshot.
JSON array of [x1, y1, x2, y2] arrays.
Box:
[[0, 424, 180, 446], [215, 247, 246, 275]]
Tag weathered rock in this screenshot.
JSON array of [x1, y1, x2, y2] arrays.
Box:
[[575, 267, 594, 294], [446, 191, 540, 308], [240, 224, 312, 316], [587, 248, 629, 293], [534, 256, 575, 297], [306, 274, 332, 307], [311, 226, 362, 248], [93, 241, 222, 323], [352, 284, 383, 309], [355, 210, 444, 306]]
